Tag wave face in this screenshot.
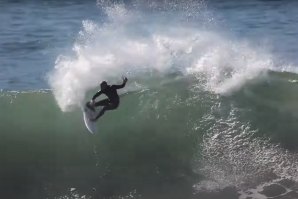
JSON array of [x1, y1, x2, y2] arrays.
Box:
[[2, 70, 298, 198]]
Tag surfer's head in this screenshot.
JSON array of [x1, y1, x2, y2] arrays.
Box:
[[100, 81, 108, 90]]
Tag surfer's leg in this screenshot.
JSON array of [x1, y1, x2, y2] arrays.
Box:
[[94, 99, 110, 107], [93, 103, 118, 121], [86, 101, 95, 111]]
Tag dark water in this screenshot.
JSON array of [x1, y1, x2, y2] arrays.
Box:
[[0, 0, 100, 90], [1, 0, 298, 199]]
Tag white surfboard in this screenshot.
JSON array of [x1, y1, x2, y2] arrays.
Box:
[[83, 103, 101, 134]]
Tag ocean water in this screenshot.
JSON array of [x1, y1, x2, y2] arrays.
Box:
[[1, 0, 298, 199]]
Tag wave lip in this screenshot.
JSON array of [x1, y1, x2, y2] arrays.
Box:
[[48, 2, 276, 112]]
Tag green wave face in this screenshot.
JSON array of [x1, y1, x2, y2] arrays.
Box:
[[2, 72, 298, 198], [0, 76, 205, 198]]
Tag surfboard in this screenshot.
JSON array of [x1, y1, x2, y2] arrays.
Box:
[[83, 103, 100, 134]]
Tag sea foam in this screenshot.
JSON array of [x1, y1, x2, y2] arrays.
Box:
[[48, 1, 273, 112]]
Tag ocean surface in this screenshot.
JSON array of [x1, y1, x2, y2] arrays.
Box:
[[1, 0, 298, 198]]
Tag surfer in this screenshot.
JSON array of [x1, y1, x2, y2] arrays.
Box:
[[87, 77, 128, 121]]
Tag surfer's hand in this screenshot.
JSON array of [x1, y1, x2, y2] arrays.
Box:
[[122, 76, 128, 83]]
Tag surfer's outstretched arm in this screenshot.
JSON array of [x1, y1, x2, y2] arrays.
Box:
[[113, 77, 128, 89]]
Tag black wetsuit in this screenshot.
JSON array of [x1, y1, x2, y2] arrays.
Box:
[[90, 83, 126, 120], [92, 84, 124, 108]]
